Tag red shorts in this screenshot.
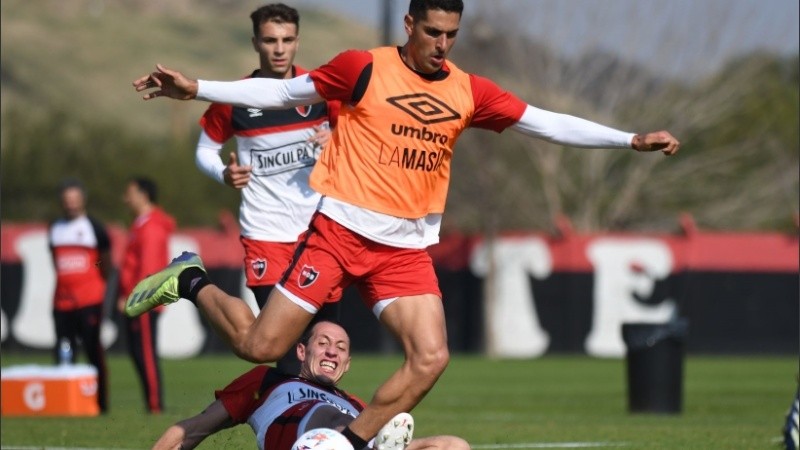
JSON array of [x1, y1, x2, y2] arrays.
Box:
[[241, 237, 298, 287], [277, 213, 441, 314]]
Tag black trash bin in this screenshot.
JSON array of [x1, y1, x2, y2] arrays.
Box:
[[622, 319, 689, 414]]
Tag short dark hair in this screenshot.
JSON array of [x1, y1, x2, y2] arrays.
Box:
[[58, 177, 86, 198], [250, 3, 300, 37], [408, 0, 463, 21], [299, 319, 346, 346], [130, 177, 158, 204]]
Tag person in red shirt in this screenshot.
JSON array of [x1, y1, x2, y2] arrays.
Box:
[[131, 0, 680, 445], [118, 177, 176, 414], [48, 178, 112, 413]]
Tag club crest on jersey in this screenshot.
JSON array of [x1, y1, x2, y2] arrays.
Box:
[[298, 265, 319, 288], [295, 105, 312, 117], [251, 259, 267, 279]]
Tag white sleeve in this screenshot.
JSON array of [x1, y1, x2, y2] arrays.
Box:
[[510, 105, 635, 149], [195, 131, 226, 184], [196, 74, 323, 109]]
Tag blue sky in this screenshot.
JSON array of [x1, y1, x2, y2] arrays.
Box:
[[288, 0, 799, 80]]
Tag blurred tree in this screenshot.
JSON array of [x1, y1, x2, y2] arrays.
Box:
[[443, 14, 798, 234], [0, 107, 239, 227]]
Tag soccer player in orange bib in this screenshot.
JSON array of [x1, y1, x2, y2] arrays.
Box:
[[130, 0, 679, 446]]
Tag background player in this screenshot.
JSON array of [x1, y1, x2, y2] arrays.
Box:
[[194, 3, 340, 374], [48, 178, 112, 413], [118, 177, 176, 413]]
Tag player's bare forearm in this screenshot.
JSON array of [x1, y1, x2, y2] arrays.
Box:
[[631, 131, 680, 156], [152, 401, 232, 450]]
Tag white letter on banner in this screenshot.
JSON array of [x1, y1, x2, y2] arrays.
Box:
[[12, 232, 56, 349], [157, 236, 206, 359], [584, 238, 676, 357], [470, 237, 551, 357]]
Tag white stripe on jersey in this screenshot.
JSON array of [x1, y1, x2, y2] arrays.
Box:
[[49, 216, 99, 247], [249, 380, 360, 450]]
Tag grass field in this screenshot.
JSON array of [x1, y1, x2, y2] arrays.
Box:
[[0, 353, 795, 449]]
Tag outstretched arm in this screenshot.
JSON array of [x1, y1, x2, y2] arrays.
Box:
[[510, 105, 679, 155], [151, 400, 234, 450], [133, 64, 323, 109]]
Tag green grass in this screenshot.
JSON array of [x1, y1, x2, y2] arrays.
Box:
[[0, 353, 795, 449]]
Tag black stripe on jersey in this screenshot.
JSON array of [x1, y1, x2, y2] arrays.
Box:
[[272, 412, 305, 425], [231, 103, 329, 132], [278, 215, 317, 287], [88, 216, 111, 251], [352, 63, 372, 105], [258, 368, 293, 395]]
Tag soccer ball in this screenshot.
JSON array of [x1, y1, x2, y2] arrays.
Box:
[[292, 428, 354, 450]]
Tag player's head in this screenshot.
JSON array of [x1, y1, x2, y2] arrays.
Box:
[[123, 176, 158, 214], [296, 320, 351, 387], [403, 0, 463, 74], [250, 3, 300, 79], [58, 178, 87, 219]]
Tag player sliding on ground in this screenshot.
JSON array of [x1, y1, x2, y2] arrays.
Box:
[[151, 320, 468, 450]]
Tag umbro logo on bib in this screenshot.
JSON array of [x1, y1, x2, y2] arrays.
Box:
[[247, 108, 263, 118], [386, 93, 461, 125]]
